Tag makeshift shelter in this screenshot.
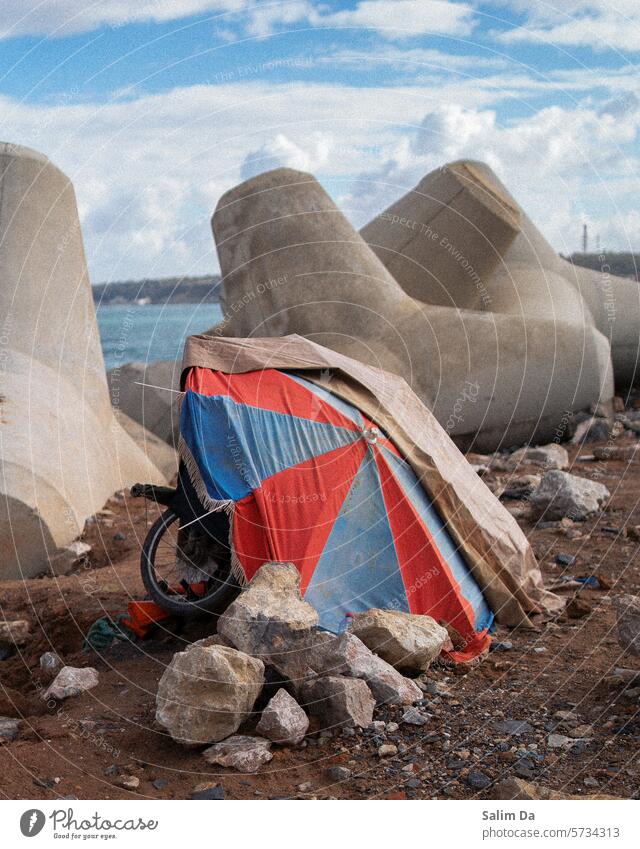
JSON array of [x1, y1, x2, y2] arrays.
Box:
[[180, 334, 561, 660]]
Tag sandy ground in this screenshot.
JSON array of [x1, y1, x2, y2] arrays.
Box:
[[1, 432, 639, 801]]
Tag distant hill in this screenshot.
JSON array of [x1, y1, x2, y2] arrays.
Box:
[[565, 252, 640, 280], [93, 275, 221, 305]]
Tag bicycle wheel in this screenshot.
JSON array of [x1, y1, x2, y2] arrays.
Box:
[[140, 508, 238, 617]]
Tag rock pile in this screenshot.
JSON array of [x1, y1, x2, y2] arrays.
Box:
[[155, 561, 449, 770]]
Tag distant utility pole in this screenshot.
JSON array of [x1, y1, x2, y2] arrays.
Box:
[[582, 223, 588, 253]]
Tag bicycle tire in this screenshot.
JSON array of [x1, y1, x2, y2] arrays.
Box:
[[140, 508, 238, 617]]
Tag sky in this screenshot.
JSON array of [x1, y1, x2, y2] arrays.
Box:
[[1, 0, 639, 282]]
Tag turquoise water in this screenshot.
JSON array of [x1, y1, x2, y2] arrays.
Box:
[[96, 303, 223, 370]]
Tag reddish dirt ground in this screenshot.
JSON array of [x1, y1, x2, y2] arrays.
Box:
[[1, 433, 639, 801]]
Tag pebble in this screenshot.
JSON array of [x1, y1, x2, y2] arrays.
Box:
[[466, 771, 492, 790], [297, 782, 313, 793], [405, 778, 421, 789], [152, 778, 168, 790], [117, 775, 140, 790], [39, 652, 62, 672], [556, 553, 576, 567], [385, 722, 399, 733], [493, 720, 533, 736], [190, 783, 224, 800], [0, 717, 20, 743], [326, 766, 351, 781], [378, 744, 398, 757], [491, 641, 514, 652], [401, 707, 428, 726]]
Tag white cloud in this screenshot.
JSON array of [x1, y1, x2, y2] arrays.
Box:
[[495, 1, 640, 51], [2, 63, 639, 282], [0, 0, 477, 41], [326, 0, 476, 38], [240, 132, 331, 179], [0, 1, 250, 38]]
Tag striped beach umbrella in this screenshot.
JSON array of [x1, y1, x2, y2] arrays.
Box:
[[180, 366, 493, 661]]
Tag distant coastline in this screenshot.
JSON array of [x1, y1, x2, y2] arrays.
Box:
[[92, 274, 221, 305]]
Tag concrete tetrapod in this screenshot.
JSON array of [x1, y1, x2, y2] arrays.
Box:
[[210, 167, 612, 452], [0, 142, 170, 579], [361, 159, 628, 385]]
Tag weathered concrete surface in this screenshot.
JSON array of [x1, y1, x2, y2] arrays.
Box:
[[210, 167, 612, 452], [0, 143, 169, 579], [361, 159, 621, 397], [108, 360, 181, 448]]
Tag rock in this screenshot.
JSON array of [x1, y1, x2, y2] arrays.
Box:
[[506, 444, 569, 471], [190, 783, 225, 800], [572, 417, 613, 444], [49, 540, 92, 576], [117, 775, 140, 790], [0, 717, 20, 743], [401, 707, 429, 726], [491, 777, 619, 800], [350, 609, 450, 673], [325, 765, 351, 781], [555, 553, 576, 567], [156, 641, 264, 746], [301, 676, 375, 729], [152, 778, 168, 790], [566, 597, 591, 619], [501, 474, 541, 500], [530, 471, 610, 521], [467, 771, 492, 790], [405, 778, 421, 789], [547, 733, 573, 749], [202, 735, 273, 773], [39, 652, 62, 672], [217, 562, 318, 683], [613, 594, 640, 656], [256, 688, 309, 745], [378, 744, 398, 757], [593, 444, 640, 461], [491, 641, 514, 652], [297, 782, 313, 793], [43, 667, 99, 701], [0, 620, 30, 646], [385, 721, 399, 733], [303, 631, 422, 705], [492, 720, 533, 736]]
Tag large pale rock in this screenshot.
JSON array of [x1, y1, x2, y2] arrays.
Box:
[[304, 631, 421, 705], [301, 675, 375, 729], [614, 594, 640, 656], [350, 609, 449, 673], [217, 562, 319, 683], [43, 667, 99, 701], [0, 142, 169, 580], [256, 688, 309, 745], [156, 641, 264, 746], [530, 471, 610, 521], [0, 620, 30, 646], [506, 444, 569, 471], [202, 735, 272, 772]]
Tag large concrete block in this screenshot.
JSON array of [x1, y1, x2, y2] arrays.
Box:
[[362, 159, 631, 387], [108, 359, 181, 447], [210, 167, 612, 452], [0, 142, 169, 579]]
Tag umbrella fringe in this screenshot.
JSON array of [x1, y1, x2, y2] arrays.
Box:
[[178, 434, 248, 587]]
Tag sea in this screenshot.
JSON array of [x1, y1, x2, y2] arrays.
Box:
[[97, 303, 223, 371]]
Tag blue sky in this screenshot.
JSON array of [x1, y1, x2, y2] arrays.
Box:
[[1, 1, 639, 281]]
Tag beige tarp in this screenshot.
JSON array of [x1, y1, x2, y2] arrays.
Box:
[[182, 333, 563, 626]]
